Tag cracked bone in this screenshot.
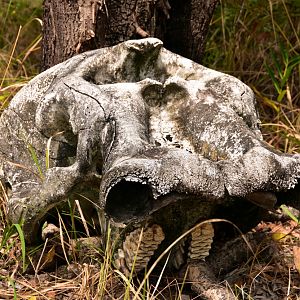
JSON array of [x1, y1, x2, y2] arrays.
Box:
[[0, 38, 299, 244]]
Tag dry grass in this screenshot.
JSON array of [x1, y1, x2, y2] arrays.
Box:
[[0, 185, 190, 299], [0, 0, 42, 112], [2, 184, 300, 299], [226, 219, 300, 299], [1, 0, 300, 299], [203, 0, 300, 153]]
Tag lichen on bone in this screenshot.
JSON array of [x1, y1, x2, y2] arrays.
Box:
[[0, 38, 299, 245]]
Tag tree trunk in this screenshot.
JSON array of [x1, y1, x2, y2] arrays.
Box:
[[42, 0, 218, 70]]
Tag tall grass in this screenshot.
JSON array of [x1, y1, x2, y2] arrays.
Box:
[[203, 0, 300, 153], [0, 0, 42, 112], [0, 0, 300, 299]]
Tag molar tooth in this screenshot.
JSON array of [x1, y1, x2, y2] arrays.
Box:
[[188, 222, 214, 261], [190, 239, 213, 247], [152, 224, 165, 241], [189, 252, 210, 260], [189, 246, 211, 254], [140, 241, 161, 252], [115, 224, 165, 274]]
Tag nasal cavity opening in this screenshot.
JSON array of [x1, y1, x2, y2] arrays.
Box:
[[105, 180, 153, 223]]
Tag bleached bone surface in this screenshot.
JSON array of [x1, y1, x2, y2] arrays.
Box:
[[0, 38, 299, 243]]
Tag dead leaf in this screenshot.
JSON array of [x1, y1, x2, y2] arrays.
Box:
[[46, 291, 56, 299], [272, 232, 288, 242], [40, 244, 56, 270], [293, 246, 300, 274]]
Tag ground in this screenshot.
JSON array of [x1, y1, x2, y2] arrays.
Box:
[[1, 190, 300, 299]]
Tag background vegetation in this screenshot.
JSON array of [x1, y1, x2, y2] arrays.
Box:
[[203, 0, 300, 153], [0, 0, 42, 111], [0, 0, 300, 299]]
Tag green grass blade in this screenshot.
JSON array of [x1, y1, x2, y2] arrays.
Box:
[[0, 223, 27, 272], [277, 90, 287, 102], [280, 204, 299, 223], [271, 52, 283, 78], [279, 43, 289, 65], [289, 55, 300, 68], [1, 0, 13, 32], [8, 278, 18, 300], [13, 224, 27, 272], [282, 66, 292, 85], [27, 143, 44, 180], [0, 225, 15, 248], [265, 64, 281, 94]]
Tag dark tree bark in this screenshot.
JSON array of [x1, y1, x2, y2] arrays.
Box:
[[42, 0, 218, 70]]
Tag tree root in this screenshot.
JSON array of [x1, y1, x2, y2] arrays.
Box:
[[187, 260, 236, 300]]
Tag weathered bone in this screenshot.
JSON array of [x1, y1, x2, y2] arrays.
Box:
[[0, 38, 299, 245]]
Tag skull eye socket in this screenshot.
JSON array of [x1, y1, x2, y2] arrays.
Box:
[[141, 83, 163, 107], [105, 180, 153, 223]]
